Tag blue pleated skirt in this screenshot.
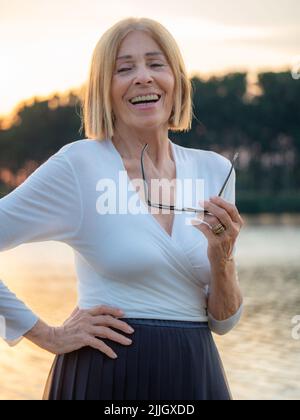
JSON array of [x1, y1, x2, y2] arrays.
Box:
[[42, 318, 232, 400]]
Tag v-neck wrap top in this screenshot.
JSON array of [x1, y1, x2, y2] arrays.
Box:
[[0, 138, 243, 346]]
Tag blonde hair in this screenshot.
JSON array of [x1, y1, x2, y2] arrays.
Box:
[[81, 17, 193, 140]]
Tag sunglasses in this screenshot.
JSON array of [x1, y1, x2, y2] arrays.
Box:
[[140, 143, 239, 215]]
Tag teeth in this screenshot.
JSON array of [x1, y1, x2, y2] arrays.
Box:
[[130, 94, 160, 104]]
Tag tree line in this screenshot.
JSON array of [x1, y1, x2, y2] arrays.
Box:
[[0, 71, 299, 214]]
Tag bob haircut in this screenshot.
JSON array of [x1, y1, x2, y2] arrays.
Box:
[[82, 17, 194, 140]]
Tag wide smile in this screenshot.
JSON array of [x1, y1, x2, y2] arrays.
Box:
[[127, 94, 162, 111]]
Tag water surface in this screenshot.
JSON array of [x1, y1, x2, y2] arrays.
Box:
[[0, 221, 299, 400]]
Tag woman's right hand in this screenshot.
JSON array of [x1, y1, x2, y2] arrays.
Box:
[[25, 305, 134, 359]]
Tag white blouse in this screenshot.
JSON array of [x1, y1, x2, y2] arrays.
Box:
[[0, 138, 243, 345]]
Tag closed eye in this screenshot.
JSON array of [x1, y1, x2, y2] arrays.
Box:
[[117, 68, 132, 73], [117, 64, 165, 73]]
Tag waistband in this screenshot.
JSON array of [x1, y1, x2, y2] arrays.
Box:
[[121, 318, 209, 328]]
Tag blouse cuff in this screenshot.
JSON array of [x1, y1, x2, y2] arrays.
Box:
[[1, 311, 39, 347], [208, 303, 243, 336]]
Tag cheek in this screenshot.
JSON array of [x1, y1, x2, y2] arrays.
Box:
[[163, 73, 175, 100], [110, 86, 117, 108], [111, 78, 128, 104]]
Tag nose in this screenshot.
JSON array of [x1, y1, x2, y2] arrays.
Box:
[[133, 64, 154, 85]]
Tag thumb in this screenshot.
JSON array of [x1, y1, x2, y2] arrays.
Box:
[[191, 219, 211, 237], [70, 306, 80, 317], [191, 218, 208, 228]]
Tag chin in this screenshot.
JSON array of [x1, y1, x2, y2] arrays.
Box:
[[133, 116, 167, 127], [135, 122, 163, 132]]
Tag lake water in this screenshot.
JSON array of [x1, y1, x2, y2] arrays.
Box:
[[0, 217, 300, 400]]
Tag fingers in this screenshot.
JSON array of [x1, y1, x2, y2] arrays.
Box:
[[190, 196, 243, 263], [83, 306, 135, 360], [87, 305, 124, 318], [57, 305, 135, 357], [210, 196, 244, 226], [191, 218, 217, 242], [62, 306, 80, 327], [86, 336, 118, 359], [193, 198, 244, 234], [92, 315, 135, 334], [202, 200, 233, 229], [90, 326, 133, 346]]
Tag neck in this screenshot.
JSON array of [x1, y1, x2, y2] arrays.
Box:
[[112, 124, 173, 168]]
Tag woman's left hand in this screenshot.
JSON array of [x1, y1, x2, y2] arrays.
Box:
[[191, 196, 245, 266]]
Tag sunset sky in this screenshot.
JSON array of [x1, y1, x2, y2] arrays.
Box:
[[0, 0, 299, 119]]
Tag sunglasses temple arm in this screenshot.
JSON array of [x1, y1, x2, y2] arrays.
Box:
[[218, 169, 233, 197], [141, 144, 238, 212], [218, 152, 239, 197]]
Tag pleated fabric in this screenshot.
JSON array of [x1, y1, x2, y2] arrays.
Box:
[[42, 318, 232, 400]]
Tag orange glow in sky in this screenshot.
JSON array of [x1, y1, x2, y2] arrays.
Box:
[[0, 0, 299, 120]]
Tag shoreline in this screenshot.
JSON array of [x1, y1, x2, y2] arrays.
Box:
[[242, 213, 300, 226]]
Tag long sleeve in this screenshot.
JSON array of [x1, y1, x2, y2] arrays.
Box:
[[0, 281, 39, 346], [0, 147, 83, 346], [207, 163, 244, 335]]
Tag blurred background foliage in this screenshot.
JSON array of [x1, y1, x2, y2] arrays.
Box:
[[0, 71, 299, 214]]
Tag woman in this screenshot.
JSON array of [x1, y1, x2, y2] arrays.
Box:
[[0, 17, 244, 400]]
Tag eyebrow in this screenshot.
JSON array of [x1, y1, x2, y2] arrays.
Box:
[[116, 51, 164, 61]]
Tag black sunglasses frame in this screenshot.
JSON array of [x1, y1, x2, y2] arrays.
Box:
[[140, 143, 239, 215]]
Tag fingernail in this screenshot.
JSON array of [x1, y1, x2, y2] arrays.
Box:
[[127, 327, 134, 333], [112, 352, 118, 359], [118, 309, 124, 315]]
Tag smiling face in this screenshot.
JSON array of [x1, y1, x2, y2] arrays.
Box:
[[111, 30, 175, 131]]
